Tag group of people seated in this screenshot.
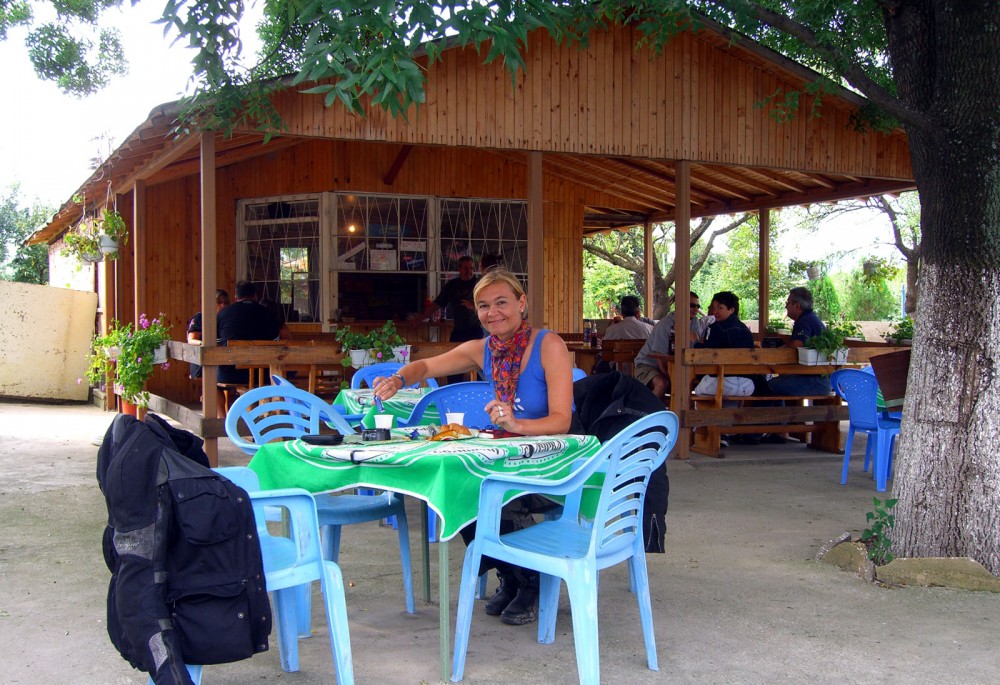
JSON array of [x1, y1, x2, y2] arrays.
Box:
[[598, 286, 833, 409]]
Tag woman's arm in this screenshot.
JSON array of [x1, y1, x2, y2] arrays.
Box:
[[486, 332, 574, 435], [373, 339, 484, 399]]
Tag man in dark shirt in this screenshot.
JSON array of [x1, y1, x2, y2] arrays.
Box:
[[421, 256, 483, 342], [216, 280, 282, 385], [768, 286, 831, 395], [186, 289, 230, 379]]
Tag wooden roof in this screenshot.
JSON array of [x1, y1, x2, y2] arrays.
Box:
[[33, 19, 914, 244]]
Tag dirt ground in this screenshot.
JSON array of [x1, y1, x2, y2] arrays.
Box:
[[2, 400, 998, 685]]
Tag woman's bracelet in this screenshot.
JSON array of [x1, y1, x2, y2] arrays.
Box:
[[390, 372, 407, 388]]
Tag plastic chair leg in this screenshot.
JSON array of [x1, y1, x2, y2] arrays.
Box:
[[536, 572, 560, 645], [320, 561, 355, 685], [391, 506, 437, 542], [394, 507, 416, 614], [840, 427, 856, 484], [629, 548, 659, 671], [475, 572, 488, 599], [564, 573, 602, 685], [451, 546, 483, 682], [273, 585, 303, 672]]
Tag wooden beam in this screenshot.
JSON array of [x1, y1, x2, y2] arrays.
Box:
[[115, 133, 200, 197], [132, 182, 146, 322], [758, 208, 770, 340], [527, 151, 544, 328], [671, 160, 692, 459], [199, 132, 219, 466], [382, 145, 413, 185]]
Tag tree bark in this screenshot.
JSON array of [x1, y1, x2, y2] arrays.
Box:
[[885, 0, 1000, 574]]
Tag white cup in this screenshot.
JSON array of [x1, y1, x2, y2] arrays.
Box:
[[374, 414, 394, 429], [445, 412, 465, 425]]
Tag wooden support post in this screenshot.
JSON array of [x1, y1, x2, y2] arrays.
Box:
[[644, 219, 654, 316], [132, 182, 146, 323], [758, 208, 770, 340], [199, 132, 219, 466], [527, 151, 543, 329], [670, 161, 692, 458]]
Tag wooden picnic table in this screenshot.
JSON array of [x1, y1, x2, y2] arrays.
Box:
[[655, 346, 910, 458]]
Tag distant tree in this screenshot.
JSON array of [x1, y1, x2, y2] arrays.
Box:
[[809, 274, 841, 320], [584, 214, 750, 319], [1, 0, 128, 96], [1, 185, 51, 285]]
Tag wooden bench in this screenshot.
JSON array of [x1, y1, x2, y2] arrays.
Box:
[[658, 346, 910, 458], [597, 338, 646, 376]]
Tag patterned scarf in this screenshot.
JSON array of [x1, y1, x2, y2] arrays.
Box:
[[489, 319, 532, 404]]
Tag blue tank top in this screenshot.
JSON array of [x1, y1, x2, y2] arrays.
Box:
[[482, 329, 551, 419]]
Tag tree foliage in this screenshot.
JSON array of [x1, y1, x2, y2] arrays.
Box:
[[2, 0, 127, 95], [1, 185, 51, 284]]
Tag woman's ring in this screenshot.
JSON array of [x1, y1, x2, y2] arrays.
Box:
[[498, 408, 504, 417]]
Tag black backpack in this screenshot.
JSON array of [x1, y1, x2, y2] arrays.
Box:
[[97, 414, 271, 684], [573, 371, 671, 553]]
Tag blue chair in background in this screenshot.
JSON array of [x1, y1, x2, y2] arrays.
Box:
[[271, 373, 364, 425], [225, 386, 415, 615], [451, 410, 680, 684], [397, 381, 495, 429], [215, 467, 354, 684], [572, 367, 588, 382], [351, 361, 439, 389], [831, 368, 902, 492]]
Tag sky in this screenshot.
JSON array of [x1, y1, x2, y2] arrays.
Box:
[[0, 3, 903, 271]]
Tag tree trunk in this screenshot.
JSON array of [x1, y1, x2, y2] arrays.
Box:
[[886, 1, 1000, 574]]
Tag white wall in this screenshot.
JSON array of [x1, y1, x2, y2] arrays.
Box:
[[0, 282, 97, 400]]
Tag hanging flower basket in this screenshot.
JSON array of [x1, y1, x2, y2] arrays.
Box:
[[806, 265, 821, 280], [99, 234, 120, 255]]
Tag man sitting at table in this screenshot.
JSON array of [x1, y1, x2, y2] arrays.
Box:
[[215, 280, 282, 415], [373, 268, 574, 627], [767, 286, 832, 396], [632, 291, 710, 400], [692, 291, 759, 398], [602, 295, 654, 341], [762, 286, 832, 444]]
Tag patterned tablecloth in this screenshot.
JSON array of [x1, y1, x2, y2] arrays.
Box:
[[332, 387, 440, 426], [248, 433, 602, 540]]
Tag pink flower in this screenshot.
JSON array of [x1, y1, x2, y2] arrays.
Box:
[[136, 357, 142, 364], [161, 362, 170, 370], [139, 313, 150, 329], [76, 378, 83, 385]]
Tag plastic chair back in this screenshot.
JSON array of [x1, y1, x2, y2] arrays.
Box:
[[831, 369, 880, 430], [398, 381, 495, 428], [571, 367, 588, 382], [225, 385, 354, 455], [351, 362, 439, 389]]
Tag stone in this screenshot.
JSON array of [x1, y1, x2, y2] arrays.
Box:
[[877, 557, 1000, 592]]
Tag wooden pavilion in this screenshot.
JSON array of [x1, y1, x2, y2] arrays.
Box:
[[33, 19, 914, 459]]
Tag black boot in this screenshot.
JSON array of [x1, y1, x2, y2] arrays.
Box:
[[484, 570, 519, 616], [500, 570, 538, 626]]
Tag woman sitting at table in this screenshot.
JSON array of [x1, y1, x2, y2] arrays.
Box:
[[373, 267, 574, 626]]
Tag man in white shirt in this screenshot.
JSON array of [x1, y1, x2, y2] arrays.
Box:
[[632, 291, 710, 399], [602, 295, 654, 340]]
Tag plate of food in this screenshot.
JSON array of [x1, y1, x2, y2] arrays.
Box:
[[427, 423, 480, 441]]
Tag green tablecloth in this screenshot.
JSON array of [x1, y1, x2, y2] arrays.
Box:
[[332, 388, 440, 427], [248, 434, 602, 540]]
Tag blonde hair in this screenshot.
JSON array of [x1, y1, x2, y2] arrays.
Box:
[[473, 268, 527, 317]]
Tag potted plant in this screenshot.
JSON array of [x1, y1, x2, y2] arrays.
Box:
[[800, 327, 848, 365], [883, 316, 914, 345], [370, 320, 407, 363], [335, 325, 376, 367], [87, 314, 171, 413], [829, 317, 865, 341], [60, 207, 129, 264], [765, 316, 791, 335]]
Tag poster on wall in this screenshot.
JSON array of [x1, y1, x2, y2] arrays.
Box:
[[400, 240, 426, 270], [370, 249, 398, 271]]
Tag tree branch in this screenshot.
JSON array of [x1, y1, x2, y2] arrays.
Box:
[[702, 0, 934, 132]]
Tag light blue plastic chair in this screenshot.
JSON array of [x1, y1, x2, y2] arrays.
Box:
[[831, 368, 902, 492], [572, 367, 588, 382], [351, 361, 439, 389], [215, 467, 354, 684], [451, 410, 679, 684], [397, 381, 495, 429], [225, 386, 415, 615]]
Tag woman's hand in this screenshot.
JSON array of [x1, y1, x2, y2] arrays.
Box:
[[485, 399, 516, 432], [373, 375, 403, 400]]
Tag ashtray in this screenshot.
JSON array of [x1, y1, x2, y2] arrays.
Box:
[[361, 428, 391, 442]]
